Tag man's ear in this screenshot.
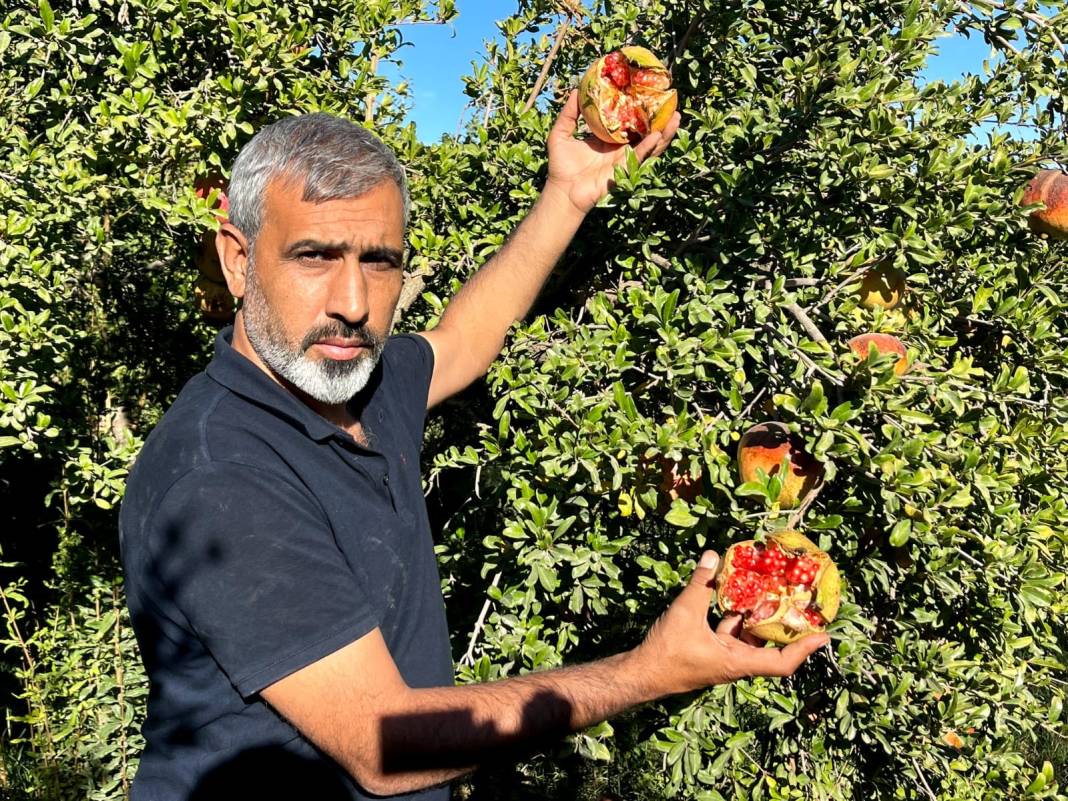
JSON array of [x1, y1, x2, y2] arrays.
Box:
[[216, 223, 251, 299]]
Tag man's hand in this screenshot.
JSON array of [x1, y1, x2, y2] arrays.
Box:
[[543, 88, 681, 216], [630, 551, 829, 697]]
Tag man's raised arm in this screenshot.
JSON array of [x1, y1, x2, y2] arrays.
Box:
[[417, 90, 680, 409]]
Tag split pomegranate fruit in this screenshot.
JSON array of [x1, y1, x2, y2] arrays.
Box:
[[578, 46, 678, 144], [716, 530, 840, 644]]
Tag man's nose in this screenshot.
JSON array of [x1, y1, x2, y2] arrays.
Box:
[[324, 258, 370, 327]]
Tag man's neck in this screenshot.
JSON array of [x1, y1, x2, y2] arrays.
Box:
[[231, 313, 367, 444]]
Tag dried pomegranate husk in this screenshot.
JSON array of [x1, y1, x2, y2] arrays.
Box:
[[578, 46, 678, 144], [716, 530, 840, 645]]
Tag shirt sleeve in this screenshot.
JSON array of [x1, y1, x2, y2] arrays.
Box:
[[146, 462, 379, 698], [381, 333, 435, 442]]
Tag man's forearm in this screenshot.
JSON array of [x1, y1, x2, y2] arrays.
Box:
[[436, 181, 586, 365], [372, 647, 658, 794]]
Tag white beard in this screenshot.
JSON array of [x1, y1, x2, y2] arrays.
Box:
[[241, 266, 387, 405]]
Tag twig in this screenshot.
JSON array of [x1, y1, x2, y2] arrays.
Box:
[[911, 757, 939, 801], [0, 579, 58, 766], [762, 321, 841, 386], [955, 549, 983, 568], [785, 277, 821, 288], [956, 2, 1021, 54], [673, 216, 713, 257], [363, 53, 380, 124], [669, 13, 706, 70], [112, 585, 129, 794], [794, 348, 844, 387], [522, 19, 571, 113], [454, 98, 476, 138], [786, 479, 823, 529], [461, 572, 503, 667], [740, 386, 769, 419], [968, 0, 1068, 59], [391, 270, 428, 327], [649, 253, 672, 270], [782, 302, 829, 345]]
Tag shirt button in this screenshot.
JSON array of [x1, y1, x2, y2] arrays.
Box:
[[382, 475, 390, 486]]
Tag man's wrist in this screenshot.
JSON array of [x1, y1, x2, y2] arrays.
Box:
[[620, 642, 672, 704], [540, 178, 592, 223]]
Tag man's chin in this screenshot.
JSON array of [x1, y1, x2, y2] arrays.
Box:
[[283, 351, 379, 405]]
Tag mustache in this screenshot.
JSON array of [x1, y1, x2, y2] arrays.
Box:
[[299, 321, 384, 353]]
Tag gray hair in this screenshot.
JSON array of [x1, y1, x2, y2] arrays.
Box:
[[227, 113, 409, 247]]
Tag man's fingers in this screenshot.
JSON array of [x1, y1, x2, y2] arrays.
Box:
[[633, 111, 681, 161], [745, 633, 829, 678], [652, 112, 682, 157], [739, 628, 765, 647], [632, 130, 662, 162], [551, 89, 581, 139], [676, 551, 720, 614], [714, 613, 742, 638]]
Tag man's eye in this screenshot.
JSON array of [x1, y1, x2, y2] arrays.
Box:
[[362, 260, 396, 271], [299, 251, 330, 262]]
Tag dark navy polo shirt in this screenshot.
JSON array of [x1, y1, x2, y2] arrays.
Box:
[[119, 327, 453, 801]]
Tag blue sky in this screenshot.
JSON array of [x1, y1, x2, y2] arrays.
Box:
[[391, 3, 1001, 143]]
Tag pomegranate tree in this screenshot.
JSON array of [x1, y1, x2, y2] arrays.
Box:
[[716, 530, 840, 644], [577, 46, 678, 144]]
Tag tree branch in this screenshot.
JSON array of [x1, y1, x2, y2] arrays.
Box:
[[669, 13, 706, 70], [522, 19, 571, 114], [782, 302, 829, 345], [461, 572, 503, 667]]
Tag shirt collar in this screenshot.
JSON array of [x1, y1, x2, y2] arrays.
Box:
[[205, 326, 347, 443]]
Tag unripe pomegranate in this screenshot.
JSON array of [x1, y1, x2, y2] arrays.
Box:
[[578, 46, 678, 144], [855, 264, 907, 309], [716, 530, 841, 644]]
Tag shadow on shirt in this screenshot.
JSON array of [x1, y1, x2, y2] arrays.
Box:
[[188, 745, 352, 801]]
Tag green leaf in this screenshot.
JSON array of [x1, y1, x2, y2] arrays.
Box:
[[802, 381, 827, 415], [897, 410, 934, 426], [889, 519, 911, 547], [664, 500, 699, 528], [39, 0, 54, 30]]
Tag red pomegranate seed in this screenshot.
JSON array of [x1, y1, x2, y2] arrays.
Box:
[[601, 51, 631, 89]]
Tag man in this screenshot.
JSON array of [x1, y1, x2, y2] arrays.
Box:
[[120, 92, 827, 800]]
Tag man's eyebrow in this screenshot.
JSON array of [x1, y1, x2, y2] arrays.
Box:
[[283, 241, 404, 268], [284, 239, 349, 257]]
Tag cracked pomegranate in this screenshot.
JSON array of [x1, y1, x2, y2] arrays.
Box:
[[716, 530, 840, 645], [578, 46, 678, 144]]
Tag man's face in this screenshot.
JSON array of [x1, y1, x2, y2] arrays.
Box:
[[234, 177, 406, 405]]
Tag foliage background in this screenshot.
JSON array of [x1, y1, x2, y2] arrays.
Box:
[[1, 0, 1066, 798]]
